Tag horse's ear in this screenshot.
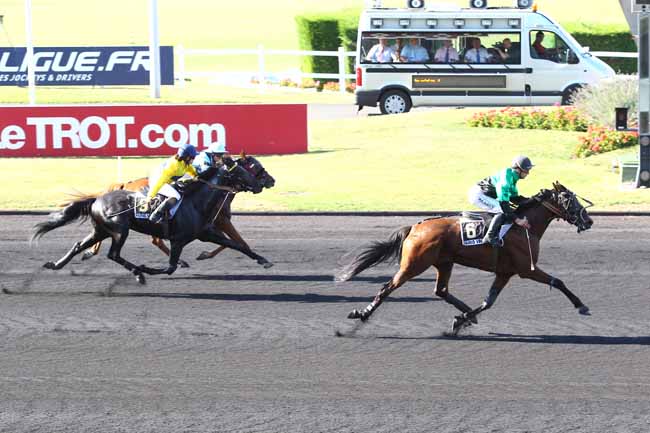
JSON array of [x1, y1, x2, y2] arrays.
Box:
[[239, 150, 246, 159]]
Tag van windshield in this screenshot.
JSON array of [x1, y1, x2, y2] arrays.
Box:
[[360, 31, 521, 65]]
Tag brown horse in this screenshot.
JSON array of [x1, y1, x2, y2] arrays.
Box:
[[80, 153, 275, 267], [336, 182, 593, 335]]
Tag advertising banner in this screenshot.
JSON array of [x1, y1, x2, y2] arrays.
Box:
[[0, 46, 174, 86], [0, 104, 308, 157]]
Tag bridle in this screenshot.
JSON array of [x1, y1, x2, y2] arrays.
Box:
[[239, 156, 271, 184], [538, 189, 593, 230]]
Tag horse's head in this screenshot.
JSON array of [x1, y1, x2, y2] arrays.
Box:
[[215, 157, 263, 194], [539, 181, 593, 233], [236, 151, 275, 191]]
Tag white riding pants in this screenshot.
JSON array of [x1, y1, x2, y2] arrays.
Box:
[[153, 183, 181, 200], [468, 184, 502, 214]]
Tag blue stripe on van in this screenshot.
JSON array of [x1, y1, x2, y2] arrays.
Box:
[[413, 90, 527, 96]]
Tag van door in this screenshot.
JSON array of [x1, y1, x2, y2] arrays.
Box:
[[527, 30, 582, 105]]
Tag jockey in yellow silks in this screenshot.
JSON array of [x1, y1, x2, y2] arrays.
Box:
[[147, 143, 199, 223]]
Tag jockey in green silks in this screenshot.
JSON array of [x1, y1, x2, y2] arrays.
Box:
[[468, 155, 534, 247]]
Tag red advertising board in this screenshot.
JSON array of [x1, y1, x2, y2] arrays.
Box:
[[0, 104, 308, 157]]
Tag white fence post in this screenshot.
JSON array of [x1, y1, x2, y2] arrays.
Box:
[[177, 45, 185, 88], [257, 44, 266, 93], [337, 46, 346, 94]]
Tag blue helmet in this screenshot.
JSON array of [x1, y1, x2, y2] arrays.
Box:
[[177, 143, 198, 159]]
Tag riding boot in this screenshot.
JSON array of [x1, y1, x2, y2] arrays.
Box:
[[149, 197, 178, 224], [482, 213, 506, 247]]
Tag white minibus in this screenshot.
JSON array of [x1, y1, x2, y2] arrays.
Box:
[[355, 2, 616, 114]]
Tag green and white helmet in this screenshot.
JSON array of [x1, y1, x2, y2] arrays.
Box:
[[512, 155, 534, 171]]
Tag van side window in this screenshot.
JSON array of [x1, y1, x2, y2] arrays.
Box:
[[530, 30, 579, 64], [359, 32, 520, 65]]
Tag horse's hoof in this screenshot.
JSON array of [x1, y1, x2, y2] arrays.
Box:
[[262, 261, 274, 269], [578, 305, 591, 316], [179, 260, 190, 268], [196, 252, 212, 261], [43, 262, 56, 270], [135, 273, 146, 285], [450, 316, 471, 336], [347, 309, 363, 320]]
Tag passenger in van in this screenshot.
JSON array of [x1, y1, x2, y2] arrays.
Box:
[[495, 38, 520, 64], [464, 38, 490, 63], [399, 38, 430, 63], [366, 38, 396, 63], [433, 39, 459, 63], [532, 31, 547, 58]]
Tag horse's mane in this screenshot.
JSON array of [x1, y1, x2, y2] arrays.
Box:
[[514, 188, 554, 216]]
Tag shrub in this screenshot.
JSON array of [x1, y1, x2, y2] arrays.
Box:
[[574, 126, 638, 158], [468, 107, 589, 132], [295, 14, 341, 77], [565, 23, 637, 74], [571, 75, 638, 129]]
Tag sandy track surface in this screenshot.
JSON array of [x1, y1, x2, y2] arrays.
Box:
[[1, 215, 649, 433]]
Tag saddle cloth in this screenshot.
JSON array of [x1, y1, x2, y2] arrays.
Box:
[[459, 211, 512, 247], [133, 192, 183, 220]]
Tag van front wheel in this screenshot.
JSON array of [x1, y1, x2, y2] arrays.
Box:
[[379, 90, 412, 114], [561, 84, 582, 105]]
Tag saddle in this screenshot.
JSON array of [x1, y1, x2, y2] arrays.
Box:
[[458, 211, 511, 247]]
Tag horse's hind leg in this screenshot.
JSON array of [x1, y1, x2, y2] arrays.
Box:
[[106, 229, 146, 284], [81, 240, 102, 261], [348, 249, 431, 322], [433, 262, 476, 323], [44, 231, 107, 270]]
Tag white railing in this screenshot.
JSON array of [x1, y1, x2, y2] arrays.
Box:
[[175, 45, 356, 93], [589, 51, 637, 58]]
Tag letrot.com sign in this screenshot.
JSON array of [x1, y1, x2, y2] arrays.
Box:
[[0, 105, 308, 156], [0, 46, 174, 86]]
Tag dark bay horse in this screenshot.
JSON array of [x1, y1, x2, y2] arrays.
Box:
[[337, 182, 593, 335], [33, 163, 271, 284], [79, 153, 275, 266]]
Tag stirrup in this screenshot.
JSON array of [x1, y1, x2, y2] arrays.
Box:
[[483, 235, 501, 247]]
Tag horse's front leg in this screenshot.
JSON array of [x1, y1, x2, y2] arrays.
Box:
[[138, 241, 186, 276], [452, 273, 513, 335], [520, 267, 589, 315], [196, 218, 248, 261], [151, 237, 190, 268], [198, 228, 273, 269]]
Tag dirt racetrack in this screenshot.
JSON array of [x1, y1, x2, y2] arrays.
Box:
[[1, 214, 649, 433]]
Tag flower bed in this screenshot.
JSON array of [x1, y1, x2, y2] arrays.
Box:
[[574, 126, 638, 158], [467, 107, 589, 132]]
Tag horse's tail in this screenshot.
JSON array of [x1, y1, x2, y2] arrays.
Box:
[[33, 196, 96, 241], [335, 225, 412, 282]]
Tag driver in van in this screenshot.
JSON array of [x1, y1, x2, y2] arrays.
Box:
[[399, 38, 430, 63], [366, 38, 396, 63], [464, 37, 490, 63], [532, 31, 547, 58]]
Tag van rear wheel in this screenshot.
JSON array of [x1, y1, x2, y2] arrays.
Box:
[[379, 90, 411, 114]]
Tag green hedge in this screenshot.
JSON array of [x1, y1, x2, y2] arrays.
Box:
[[295, 9, 361, 77], [295, 14, 341, 77], [565, 23, 636, 74]]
